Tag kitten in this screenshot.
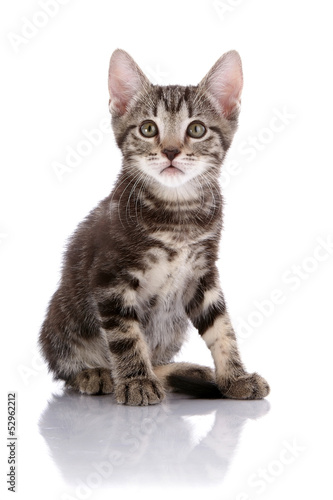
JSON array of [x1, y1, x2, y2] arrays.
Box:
[[39, 49, 269, 405]]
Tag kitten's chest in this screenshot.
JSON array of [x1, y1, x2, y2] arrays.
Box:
[[136, 244, 204, 310], [134, 245, 201, 362]]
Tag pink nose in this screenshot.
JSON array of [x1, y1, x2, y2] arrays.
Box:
[[162, 148, 180, 162]]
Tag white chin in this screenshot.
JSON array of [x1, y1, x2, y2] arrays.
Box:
[[156, 172, 189, 187]]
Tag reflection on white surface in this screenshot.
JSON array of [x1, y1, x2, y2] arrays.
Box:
[[38, 390, 270, 488]]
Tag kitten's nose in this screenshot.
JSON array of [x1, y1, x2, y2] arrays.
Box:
[[162, 148, 181, 162]]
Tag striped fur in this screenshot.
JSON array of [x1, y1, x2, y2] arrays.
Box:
[[39, 49, 269, 405]]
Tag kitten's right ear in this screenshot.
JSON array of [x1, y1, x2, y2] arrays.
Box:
[[108, 49, 149, 116], [199, 50, 243, 119]]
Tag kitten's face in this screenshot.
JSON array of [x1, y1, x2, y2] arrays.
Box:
[[108, 50, 243, 192]]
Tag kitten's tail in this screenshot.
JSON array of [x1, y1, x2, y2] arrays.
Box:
[[153, 362, 223, 399]]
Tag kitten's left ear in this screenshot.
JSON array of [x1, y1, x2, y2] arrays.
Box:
[[108, 49, 150, 116], [199, 50, 243, 119]]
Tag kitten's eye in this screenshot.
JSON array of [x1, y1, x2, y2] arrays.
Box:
[[187, 122, 206, 139], [140, 121, 158, 138]]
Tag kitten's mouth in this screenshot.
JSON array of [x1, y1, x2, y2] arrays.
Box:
[[161, 165, 184, 175]]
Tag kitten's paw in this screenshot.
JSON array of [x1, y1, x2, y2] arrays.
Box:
[[219, 373, 270, 400], [67, 368, 114, 395], [116, 377, 165, 406]]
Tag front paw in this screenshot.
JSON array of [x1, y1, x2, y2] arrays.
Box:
[[219, 373, 270, 400], [116, 377, 165, 406]]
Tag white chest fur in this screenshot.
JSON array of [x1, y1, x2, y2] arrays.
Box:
[[139, 245, 202, 305], [132, 243, 206, 363], [149, 247, 190, 295]]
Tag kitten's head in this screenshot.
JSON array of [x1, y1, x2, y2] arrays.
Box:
[[108, 49, 243, 193]]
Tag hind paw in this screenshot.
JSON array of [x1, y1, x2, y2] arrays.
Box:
[[67, 368, 114, 395]]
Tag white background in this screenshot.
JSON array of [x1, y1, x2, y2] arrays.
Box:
[[1, 1, 333, 499]]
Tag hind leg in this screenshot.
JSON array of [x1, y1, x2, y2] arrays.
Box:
[[66, 368, 114, 395], [153, 362, 215, 389], [40, 301, 115, 396]]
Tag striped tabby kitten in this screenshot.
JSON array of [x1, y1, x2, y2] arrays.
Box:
[[39, 49, 269, 405]]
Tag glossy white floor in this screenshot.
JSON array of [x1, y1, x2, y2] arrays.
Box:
[[5, 331, 331, 500]]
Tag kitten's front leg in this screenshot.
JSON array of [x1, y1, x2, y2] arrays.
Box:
[[97, 295, 165, 406], [186, 273, 270, 399]]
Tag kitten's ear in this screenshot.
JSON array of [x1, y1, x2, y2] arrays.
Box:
[[199, 50, 243, 118], [108, 49, 149, 116]]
